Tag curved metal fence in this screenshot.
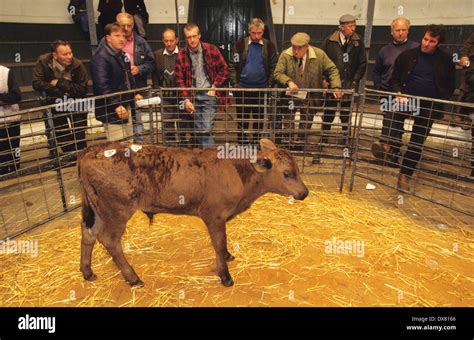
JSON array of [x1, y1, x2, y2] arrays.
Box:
[[1, 85, 472, 241]]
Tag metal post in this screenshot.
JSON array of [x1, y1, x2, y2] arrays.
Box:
[[348, 90, 367, 192], [340, 92, 355, 192], [175, 0, 181, 41], [263, 91, 268, 139], [86, 0, 98, 55], [348, 0, 375, 191], [265, 0, 278, 52], [281, 0, 286, 52], [45, 108, 68, 211], [359, 0, 375, 93], [159, 89, 166, 145]]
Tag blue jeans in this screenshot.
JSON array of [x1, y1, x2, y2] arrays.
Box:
[[194, 92, 217, 147]]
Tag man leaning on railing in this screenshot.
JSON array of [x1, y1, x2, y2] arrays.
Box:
[[229, 17, 278, 145], [175, 23, 229, 148], [371, 16, 419, 167], [389, 24, 456, 191], [91, 23, 137, 142], [32, 40, 89, 160], [273, 32, 342, 161]]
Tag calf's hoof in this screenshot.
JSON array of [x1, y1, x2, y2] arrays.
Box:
[[221, 277, 234, 287], [82, 272, 97, 281], [128, 278, 145, 287]]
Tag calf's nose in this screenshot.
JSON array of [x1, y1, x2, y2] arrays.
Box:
[[297, 188, 309, 200]]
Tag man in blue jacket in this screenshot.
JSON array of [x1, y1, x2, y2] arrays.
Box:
[[97, 13, 155, 142], [91, 23, 136, 141]]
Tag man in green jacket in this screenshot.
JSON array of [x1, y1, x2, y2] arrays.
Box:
[[274, 32, 342, 151]]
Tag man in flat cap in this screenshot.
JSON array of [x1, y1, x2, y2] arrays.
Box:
[[321, 14, 367, 144], [274, 32, 342, 155]]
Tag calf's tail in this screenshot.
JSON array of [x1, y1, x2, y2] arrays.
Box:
[[78, 165, 95, 229]]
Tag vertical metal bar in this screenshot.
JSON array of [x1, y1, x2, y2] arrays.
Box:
[[160, 89, 166, 145], [272, 88, 278, 143], [146, 88, 154, 144], [359, 0, 375, 93], [264, 0, 278, 52], [348, 0, 375, 190], [348, 89, 368, 192], [339, 92, 355, 192], [281, 0, 286, 52], [45, 108, 68, 211], [263, 91, 268, 139], [175, 0, 181, 41], [86, 0, 98, 55]]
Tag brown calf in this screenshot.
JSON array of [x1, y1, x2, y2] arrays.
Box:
[[78, 139, 308, 287]]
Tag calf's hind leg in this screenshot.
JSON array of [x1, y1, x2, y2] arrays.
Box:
[[98, 219, 144, 287]]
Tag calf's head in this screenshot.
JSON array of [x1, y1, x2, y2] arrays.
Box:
[[253, 139, 309, 200]]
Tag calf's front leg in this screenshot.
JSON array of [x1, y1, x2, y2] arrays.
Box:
[[205, 220, 234, 287]]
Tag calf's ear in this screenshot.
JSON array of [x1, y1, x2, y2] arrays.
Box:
[[260, 139, 277, 153], [253, 157, 273, 173]]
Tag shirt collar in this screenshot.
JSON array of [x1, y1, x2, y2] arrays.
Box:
[[248, 39, 264, 45], [106, 42, 122, 55], [393, 38, 408, 45], [163, 46, 179, 55], [339, 31, 351, 44]]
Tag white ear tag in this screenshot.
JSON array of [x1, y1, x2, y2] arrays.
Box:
[[131, 144, 142, 152], [104, 149, 117, 158]]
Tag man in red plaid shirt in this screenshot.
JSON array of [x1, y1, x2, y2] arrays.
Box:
[[175, 23, 228, 147]]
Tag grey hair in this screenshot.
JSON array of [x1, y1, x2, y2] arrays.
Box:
[[116, 12, 134, 23], [391, 16, 411, 29], [248, 18, 265, 30]]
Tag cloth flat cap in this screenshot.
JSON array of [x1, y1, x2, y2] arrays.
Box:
[[291, 32, 311, 46], [339, 14, 357, 24]]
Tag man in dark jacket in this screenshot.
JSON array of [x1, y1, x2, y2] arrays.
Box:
[[371, 16, 419, 166], [389, 24, 455, 190], [229, 18, 278, 145], [98, 0, 123, 31], [97, 13, 154, 142], [175, 23, 229, 147], [32, 40, 89, 156], [321, 14, 367, 143], [123, 0, 149, 38], [91, 23, 136, 142], [68, 0, 89, 37]]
